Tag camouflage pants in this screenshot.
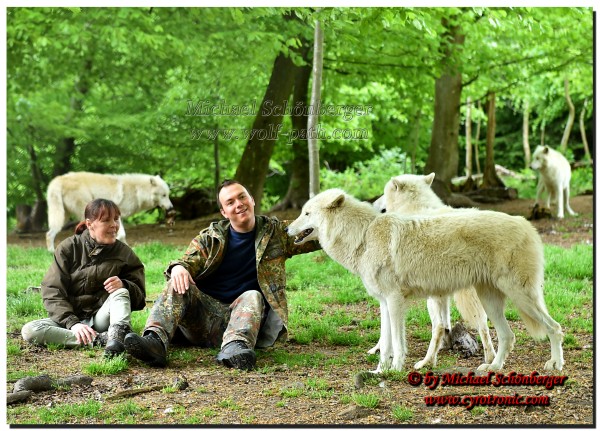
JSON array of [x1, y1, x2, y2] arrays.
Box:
[[144, 281, 266, 350]]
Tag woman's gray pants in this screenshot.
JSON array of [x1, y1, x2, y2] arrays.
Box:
[[21, 288, 132, 348]]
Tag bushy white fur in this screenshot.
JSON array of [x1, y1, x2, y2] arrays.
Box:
[[531, 145, 577, 219], [287, 188, 564, 372], [46, 172, 174, 252], [370, 173, 495, 369]]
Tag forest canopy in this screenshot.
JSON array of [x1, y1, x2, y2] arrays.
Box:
[[6, 7, 594, 220]]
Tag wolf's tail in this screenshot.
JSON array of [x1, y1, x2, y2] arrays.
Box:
[[453, 287, 487, 330]]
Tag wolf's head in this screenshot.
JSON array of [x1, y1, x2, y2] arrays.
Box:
[[150, 175, 175, 213], [383, 173, 440, 213], [530, 146, 549, 171], [287, 189, 349, 245]]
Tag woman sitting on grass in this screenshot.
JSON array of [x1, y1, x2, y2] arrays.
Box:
[[21, 198, 146, 358]]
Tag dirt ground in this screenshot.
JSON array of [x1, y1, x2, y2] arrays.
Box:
[[6, 194, 595, 426]]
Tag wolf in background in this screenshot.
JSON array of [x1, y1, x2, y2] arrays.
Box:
[[531, 145, 578, 219], [46, 172, 174, 252]]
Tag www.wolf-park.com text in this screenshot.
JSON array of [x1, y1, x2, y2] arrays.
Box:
[[186, 99, 373, 121], [189, 124, 369, 144]]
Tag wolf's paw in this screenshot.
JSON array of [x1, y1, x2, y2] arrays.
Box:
[[367, 343, 380, 355], [477, 362, 501, 372], [414, 359, 428, 370], [544, 358, 564, 371]]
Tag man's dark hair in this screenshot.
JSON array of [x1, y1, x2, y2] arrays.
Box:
[[217, 179, 250, 209]]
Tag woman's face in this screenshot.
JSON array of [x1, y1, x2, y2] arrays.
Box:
[[86, 213, 120, 245]]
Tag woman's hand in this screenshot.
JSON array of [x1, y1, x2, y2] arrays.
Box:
[[71, 323, 98, 345], [170, 265, 196, 294], [103, 276, 124, 294]]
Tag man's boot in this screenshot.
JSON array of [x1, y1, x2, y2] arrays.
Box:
[[215, 340, 256, 371], [104, 323, 130, 358], [123, 332, 167, 367]]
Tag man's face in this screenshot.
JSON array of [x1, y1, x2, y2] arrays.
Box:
[[219, 183, 256, 232]]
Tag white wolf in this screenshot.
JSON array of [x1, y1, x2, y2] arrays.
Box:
[[370, 173, 495, 370], [287, 188, 564, 372], [46, 172, 174, 252], [530, 145, 577, 219]]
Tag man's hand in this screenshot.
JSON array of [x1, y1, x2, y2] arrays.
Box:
[[71, 323, 97, 345], [103, 276, 124, 294], [170, 265, 196, 294]]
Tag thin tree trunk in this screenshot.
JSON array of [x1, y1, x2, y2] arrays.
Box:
[[410, 110, 421, 174], [214, 123, 220, 203], [579, 98, 592, 162], [523, 100, 531, 169], [234, 52, 296, 210], [540, 122, 545, 146], [308, 19, 323, 198], [271, 47, 312, 211], [559, 78, 575, 152], [482, 92, 504, 188], [474, 100, 482, 175], [465, 96, 472, 178]]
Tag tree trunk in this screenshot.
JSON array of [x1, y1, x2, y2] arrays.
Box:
[[308, 19, 324, 198], [52, 59, 91, 179], [579, 98, 592, 162], [481, 92, 505, 188], [271, 48, 312, 211], [234, 52, 296, 211], [474, 100, 482, 175], [410, 109, 422, 174], [523, 100, 531, 169], [424, 17, 464, 185], [559, 78, 575, 152], [214, 122, 220, 204], [540, 122, 545, 146], [465, 96, 472, 178], [26, 143, 47, 231]]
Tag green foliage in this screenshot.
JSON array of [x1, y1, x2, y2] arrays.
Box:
[[321, 148, 412, 199], [6, 7, 592, 217], [570, 166, 593, 195]]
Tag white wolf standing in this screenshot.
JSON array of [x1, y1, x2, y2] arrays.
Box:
[[530, 145, 577, 219], [46, 172, 174, 252], [287, 188, 564, 372], [371, 173, 495, 370]]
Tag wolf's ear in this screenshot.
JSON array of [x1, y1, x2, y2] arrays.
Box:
[[424, 173, 435, 186], [391, 178, 404, 191], [543, 147, 549, 154], [150, 177, 157, 186], [327, 193, 345, 210]]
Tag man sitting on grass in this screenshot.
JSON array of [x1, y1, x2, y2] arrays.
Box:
[[124, 180, 319, 370]]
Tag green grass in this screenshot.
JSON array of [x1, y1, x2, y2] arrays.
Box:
[[83, 355, 129, 376], [6, 243, 593, 353], [5, 237, 594, 425], [352, 393, 381, 408], [392, 405, 414, 421]]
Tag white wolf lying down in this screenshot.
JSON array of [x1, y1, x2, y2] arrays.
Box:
[[287, 188, 564, 372], [531, 145, 578, 219], [46, 172, 174, 252], [370, 173, 495, 370]]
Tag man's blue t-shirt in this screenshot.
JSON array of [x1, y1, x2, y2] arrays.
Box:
[[197, 226, 260, 303]]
